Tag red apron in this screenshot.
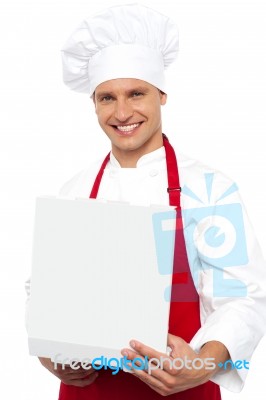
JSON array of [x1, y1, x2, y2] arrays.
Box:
[[59, 135, 221, 399]]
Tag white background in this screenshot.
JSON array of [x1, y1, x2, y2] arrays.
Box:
[[0, 0, 265, 398]]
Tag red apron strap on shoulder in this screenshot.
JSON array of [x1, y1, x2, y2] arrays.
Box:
[[162, 134, 181, 209], [89, 153, 110, 199]]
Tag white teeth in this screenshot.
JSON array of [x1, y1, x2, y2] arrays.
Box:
[[117, 123, 140, 132]]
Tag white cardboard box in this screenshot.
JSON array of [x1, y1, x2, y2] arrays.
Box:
[[27, 197, 175, 364]]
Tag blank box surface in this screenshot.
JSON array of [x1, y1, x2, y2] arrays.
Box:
[[28, 197, 174, 362]]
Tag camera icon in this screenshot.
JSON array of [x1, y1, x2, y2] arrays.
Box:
[[183, 203, 248, 267], [152, 203, 248, 300], [182, 203, 248, 297]]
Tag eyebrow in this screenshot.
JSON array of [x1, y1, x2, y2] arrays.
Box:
[[95, 91, 114, 99], [96, 86, 149, 99]]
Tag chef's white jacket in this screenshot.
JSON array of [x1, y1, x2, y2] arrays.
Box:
[[26, 145, 266, 393]]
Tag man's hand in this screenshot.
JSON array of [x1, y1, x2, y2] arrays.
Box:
[[38, 357, 99, 388], [121, 334, 229, 396]]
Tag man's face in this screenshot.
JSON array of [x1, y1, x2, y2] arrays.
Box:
[[93, 78, 167, 166]]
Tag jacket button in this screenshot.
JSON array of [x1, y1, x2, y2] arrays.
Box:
[[149, 169, 158, 177]]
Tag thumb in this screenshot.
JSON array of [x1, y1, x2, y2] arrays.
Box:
[[167, 334, 188, 358]]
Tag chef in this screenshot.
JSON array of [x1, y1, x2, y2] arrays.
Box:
[[33, 4, 266, 399]]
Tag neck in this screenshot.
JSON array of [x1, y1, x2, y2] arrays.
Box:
[[112, 133, 164, 168]]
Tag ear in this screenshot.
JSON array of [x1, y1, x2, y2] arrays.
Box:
[[92, 93, 97, 111], [91, 94, 97, 115], [159, 91, 167, 106]]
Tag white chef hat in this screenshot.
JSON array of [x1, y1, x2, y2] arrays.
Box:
[[61, 3, 179, 96]]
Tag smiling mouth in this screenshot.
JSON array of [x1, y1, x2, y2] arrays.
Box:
[[114, 123, 141, 133]]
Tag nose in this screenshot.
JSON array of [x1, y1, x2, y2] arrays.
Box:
[[114, 98, 133, 122]]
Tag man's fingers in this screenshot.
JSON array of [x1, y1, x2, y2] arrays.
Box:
[[133, 340, 179, 374], [129, 340, 166, 360], [54, 365, 96, 381], [167, 334, 186, 351], [131, 367, 173, 394], [61, 369, 95, 379], [62, 371, 99, 387], [122, 346, 176, 375]]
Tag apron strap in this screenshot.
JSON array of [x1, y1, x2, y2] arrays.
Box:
[[163, 134, 181, 209], [89, 152, 111, 199]]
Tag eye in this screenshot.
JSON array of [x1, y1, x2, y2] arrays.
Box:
[[99, 95, 113, 102], [132, 91, 143, 98]]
